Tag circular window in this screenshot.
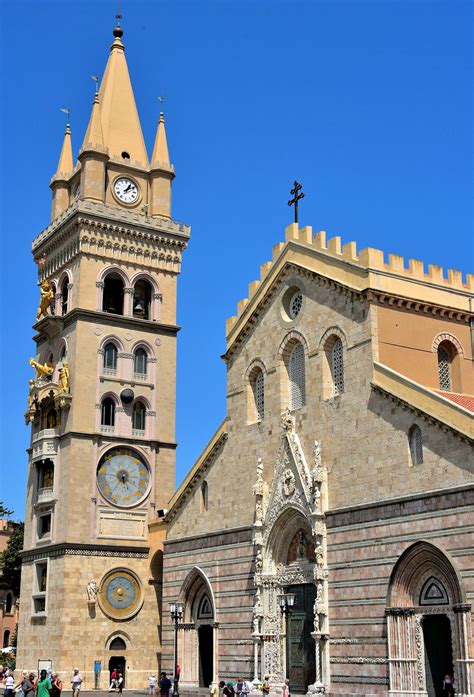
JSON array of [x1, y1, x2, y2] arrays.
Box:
[[96, 448, 150, 507], [281, 285, 305, 323], [289, 291, 303, 319]]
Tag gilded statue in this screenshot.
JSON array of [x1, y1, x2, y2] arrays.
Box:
[[58, 362, 70, 393], [36, 280, 55, 322], [29, 357, 54, 380]]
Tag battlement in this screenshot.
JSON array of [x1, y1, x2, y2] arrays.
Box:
[[226, 223, 473, 338]]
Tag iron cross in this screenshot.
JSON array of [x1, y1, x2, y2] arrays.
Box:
[[288, 180, 305, 223]]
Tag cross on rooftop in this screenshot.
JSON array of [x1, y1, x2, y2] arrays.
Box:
[[288, 180, 305, 224]]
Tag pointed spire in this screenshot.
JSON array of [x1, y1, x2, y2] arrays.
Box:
[[81, 93, 105, 151], [96, 22, 149, 166], [151, 112, 171, 167], [54, 123, 74, 179]]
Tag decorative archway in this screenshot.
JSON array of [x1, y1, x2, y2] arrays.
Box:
[[178, 567, 217, 688], [387, 541, 473, 696]]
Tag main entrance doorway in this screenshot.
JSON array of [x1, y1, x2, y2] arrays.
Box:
[[108, 656, 125, 687], [286, 584, 316, 693], [423, 615, 453, 697], [198, 625, 213, 687]]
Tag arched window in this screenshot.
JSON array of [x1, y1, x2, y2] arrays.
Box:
[[5, 594, 13, 614], [409, 425, 423, 465], [103, 273, 125, 315], [38, 460, 54, 489], [3, 630, 10, 648], [101, 398, 115, 428], [45, 408, 57, 428], [109, 637, 127, 650], [437, 342, 454, 391], [50, 283, 56, 316], [133, 280, 152, 320], [253, 369, 265, 421], [200, 481, 209, 512], [103, 343, 118, 372], [60, 279, 69, 315], [289, 343, 305, 410], [133, 348, 147, 378], [132, 402, 146, 432], [331, 338, 345, 396]]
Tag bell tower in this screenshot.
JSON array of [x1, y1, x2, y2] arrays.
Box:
[[17, 19, 189, 685]]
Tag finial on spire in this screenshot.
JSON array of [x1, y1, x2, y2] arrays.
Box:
[[90, 75, 99, 95], [157, 96, 165, 122], [113, 0, 123, 37], [60, 107, 71, 129]]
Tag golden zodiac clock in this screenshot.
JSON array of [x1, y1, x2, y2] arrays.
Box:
[[98, 568, 143, 620], [96, 448, 150, 507]]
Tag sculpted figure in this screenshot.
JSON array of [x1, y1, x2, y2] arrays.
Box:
[[58, 362, 70, 393], [87, 580, 97, 603], [29, 357, 54, 380], [255, 550, 263, 572], [315, 543, 324, 567], [36, 280, 55, 321], [282, 468, 296, 497], [255, 500, 263, 522], [317, 581, 324, 601], [296, 531, 308, 559]]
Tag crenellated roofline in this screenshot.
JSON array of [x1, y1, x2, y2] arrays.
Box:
[[225, 223, 473, 355]]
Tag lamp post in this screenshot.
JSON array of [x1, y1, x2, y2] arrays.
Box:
[[170, 601, 184, 697], [277, 593, 296, 615]]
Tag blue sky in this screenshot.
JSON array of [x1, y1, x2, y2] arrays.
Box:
[[0, 0, 472, 520]]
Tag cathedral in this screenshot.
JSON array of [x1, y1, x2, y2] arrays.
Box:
[[18, 18, 473, 697]]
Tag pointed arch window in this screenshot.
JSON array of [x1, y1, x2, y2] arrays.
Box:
[[103, 343, 118, 374], [331, 338, 345, 396], [409, 425, 423, 465], [109, 637, 127, 650], [133, 348, 147, 378], [253, 369, 265, 421], [132, 402, 146, 433], [5, 594, 13, 615], [50, 283, 56, 316], [103, 273, 124, 315], [200, 481, 209, 513], [438, 343, 453, 391], [289, 343, 305, 410], [101, 397, 115, 430]]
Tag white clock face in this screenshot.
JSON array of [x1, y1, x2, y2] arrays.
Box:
[[114, 177, 139, 204]]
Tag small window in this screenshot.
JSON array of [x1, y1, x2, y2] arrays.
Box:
[[200, 481, 208, 512], [33, 597, 46, 614], [253, 370, 265, 421], [132, 402, 146, 432], [437, 343, 453, 391], [103, 343, 118, 371], [121, 152, 130, 160], [35, 562, 47, 593], [134, 348, 147, 377], [331, 338, 345, 396], [289, 291, 303, 319], [50, 283, 56, 316], [3, 630, 10, 648], [409, 425, 423, 465], [289, 343, 305, 410], [38, 514, 52, 539], [101, 398, 115, 427], [5, 594, 13, 614], [45, 408, 57, 428], [110, 637, 127, 650], [103, 274, 124, 315], [60, 279, 69, 315]]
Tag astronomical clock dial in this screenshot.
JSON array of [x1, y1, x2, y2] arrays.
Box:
[[113, 177, 139, 204], [96, 448, 150, 507], [98, 568, 143, 620]]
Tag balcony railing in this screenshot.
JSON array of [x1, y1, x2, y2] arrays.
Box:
[[100, 425, 115, 434], [132, 428, 145, 437], [37, 487, 54, 504]]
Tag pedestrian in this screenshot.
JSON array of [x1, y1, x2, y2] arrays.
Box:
[[235, 678, 249, 697], [70, 669, 82, 697], [223, 682, 235, 697], [219, 681, 226, 696], [3, 670, 15, 697], [23, 673, 36, 697], [36, 670, 52, 697], [262, 676, 270, 696], [50, 673, 63, 697], [148, 674, 157, 695], [116, 674, 124, 695], [109, 670, 117, 692], [443, 673, 455, 695], [282, 679, 290, 697], [159, 672, 172, 697], [210, 682, 219, 697]]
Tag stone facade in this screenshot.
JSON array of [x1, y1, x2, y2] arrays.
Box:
[[161, 227, 473, 696]]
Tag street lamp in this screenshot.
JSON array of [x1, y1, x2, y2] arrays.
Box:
[[278, 593, 296, 615], [170, 602, 184, 697]]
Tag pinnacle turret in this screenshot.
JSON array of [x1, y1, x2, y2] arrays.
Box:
[[151, 112, 171, 168]]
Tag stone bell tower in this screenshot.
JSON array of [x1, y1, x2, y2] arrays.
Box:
[[17, 19, 189, 687]]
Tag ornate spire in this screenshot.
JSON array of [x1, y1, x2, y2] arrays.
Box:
[[96, 19, 149, 166], [54, 123, 74, 179], [81, 93, 105, 152], [151, 112, 171, 167]]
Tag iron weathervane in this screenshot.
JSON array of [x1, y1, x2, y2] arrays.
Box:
[[288, 180, 305, 224]]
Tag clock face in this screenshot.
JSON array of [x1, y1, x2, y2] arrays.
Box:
[[97, 448, 150, 507], [113, 177, 139, 204], [98, 568, 143, 620]]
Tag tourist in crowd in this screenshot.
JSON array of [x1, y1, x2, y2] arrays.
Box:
[[148, 673, 157, 695], [262, 676, 270, 695], [109, 669, 117, 692], [36, 670, 51, 697], [15, 671, 35, 697], [443, 673, 455, 695], [116, 673, 124, 694], [282, 678, 290, 697], [3, 670, 15, 697], [50, 673, 63, 697], [70, 668, 82, 697], [223, 681, 235, 697], [159, 672, 172, 697]]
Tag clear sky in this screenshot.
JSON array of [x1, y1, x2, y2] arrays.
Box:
[[0, 0, 472, 520]]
